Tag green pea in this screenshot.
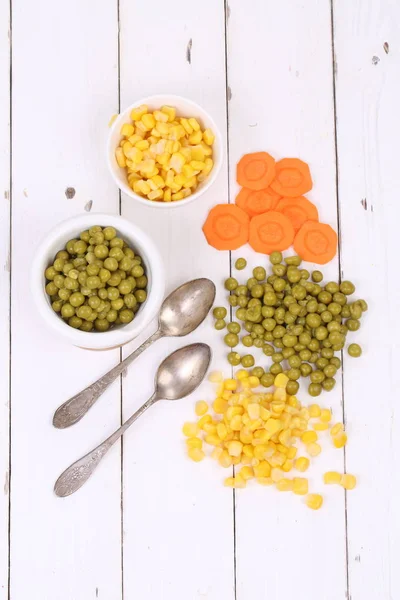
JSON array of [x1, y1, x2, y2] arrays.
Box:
[[242, 335, 253, 347], [306, 313, 321, 328], [300, 269, 310, 280], [119, 257, 134, 272], [253, 266, 266, 281], [135, 290, 147, 303], [272, 264, 287, 276], [241, 354, 255, 368], [299, 332, 312, 346], [79, 320, 93, 332], [224, 333, 239, 347], [66, 239, 78, 254], [68, 316, 83, 329], [284, 313, 296, 325], [316, 357, 329, 370], [312, 270, 323, 283], [320, 347, 334, 359], [253, 338, 263, 349], [228, 295, 238, 307], [318, 291, 332, 305], [251, 284, 264, 298], [288, 304, 301, 317], [287, 368, 301, 380], [261, 317, 275, 332], [264, 331, 274, 342], [282, 334, 297, 347], [272, 352, 284, 363], [61, 303, 75, 318], [308, 339, 320, 352], [235, 296, 247, 309], [282, 347, 296, 359], [308, 383, 322, 397], [285, 380, 299, 395], [292, 285, 307, 300], [130, 265, 143, 278], [348, 343, 362, 357], [93, 318, 109, 332], [246, 277, 257, 289], [275, 307, 286, 321], [285, 255, 302, 266], [309, 352, 319, 363], [310, 370, 325, 384], [269, 251, 282, 265], [123, 295, 136, 310], [349, 303, 362, 320], [305, 299, 317, 314], [321, 310, 333, 323], [321, 378, 335, 391], [272, 325, 286, 339], [226, 322, 240, 334], [327, 321, 341, 333], [225, 277, 239, 292], [214, 319, 226, 330], [269, 363, 282, 375], [324, 282, 338, 294], [288, 355, 302, 368], [235, 258, 247, 270], [106, 309, 118, 323], [263, 291, 277, 306], [300, 363, 313, 377], [287, 268, 302, 283], [56, 250, 69, 261], [299, 349, 312, 361], [101, 226, 116, 241], [236, 308, 247, 321], [226, 352, 240, 366], [98, 288, 108, 300], [346, 318, 360, 332], [340, 281, 355, 295], [274, 339, 284, 349], [45, 266, 57, 280], [74, 240, 88, 255], [314, 325, 328, 341], [260, 373, 275, 387], [263, 344, 274, 356], [243, 321, 253, 333], [104, 257, 119, 272], [213, 307, 227, 319], [45, 282, 58, 296], [51, 299, 63, 313], [272, 278, 286, 293], [68, 292, 84, 308], [250, 366, 263, 379], [236, 285, 249, 297]]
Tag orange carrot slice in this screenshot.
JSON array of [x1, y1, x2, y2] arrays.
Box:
[[271, 158, 312, 197], [236, 187, 281, 217], [203, 204, 249, 251], [293, 221, 337, 264], [275, 196, 319, 232], [237, 152, 276, 191], [249, 211, 295, 254]]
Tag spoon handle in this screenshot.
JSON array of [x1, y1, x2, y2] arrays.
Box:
[[54, 395, 158, 497], [53, 329, 163, 429]]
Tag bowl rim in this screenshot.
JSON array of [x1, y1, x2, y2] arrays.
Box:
[[31, 212, 165, 350], [106, 93, 223, 209]]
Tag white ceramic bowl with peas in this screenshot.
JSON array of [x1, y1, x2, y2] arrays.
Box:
[[107, 94, 223, 208], [31, 213, 165, 350]]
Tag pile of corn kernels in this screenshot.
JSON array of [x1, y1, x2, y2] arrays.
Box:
[[183, 371, 356, 510], [115, 105, 214, 203]]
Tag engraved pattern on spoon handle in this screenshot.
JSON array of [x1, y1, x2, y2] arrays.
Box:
[[53, 329, 163, 429], [54, 395, 157, 497]]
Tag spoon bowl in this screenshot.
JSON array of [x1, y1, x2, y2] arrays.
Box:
[[159, 278, 216, 337], [155, 343, 211, 400]]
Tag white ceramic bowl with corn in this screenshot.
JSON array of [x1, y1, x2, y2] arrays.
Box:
[[107, 95, 222, 208]]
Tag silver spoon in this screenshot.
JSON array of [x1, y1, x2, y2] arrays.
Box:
[[54, 343, 211, 497], [53, 278, 215, 429]]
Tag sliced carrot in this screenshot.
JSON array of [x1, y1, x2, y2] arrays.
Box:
[[235, 187, 281, 217], [203, 204, 249, 251], [293, 221, 337, 264], [249, 211, 295, 254], [275, 196, 319, 232], [237, 152, 276, 191], [271, 158, 313, 197]]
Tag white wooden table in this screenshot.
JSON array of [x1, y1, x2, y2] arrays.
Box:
[[1, 1, 399, 599]]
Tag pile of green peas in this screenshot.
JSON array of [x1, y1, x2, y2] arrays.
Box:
[[44, 226, 148, 332], [212, 251, 367, 397]]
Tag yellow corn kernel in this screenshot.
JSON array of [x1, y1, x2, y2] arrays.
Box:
[[324, 471, 341, 484], [254, 445, 268, 460], [211, 447, 223, 460], [271, 467, 284, 482], [242, 444, 254, 458], [205, 434, 221, 447], [186, 437, 203, 449], [293, 477, 309, 495], [276, 478, 293, 492], [130, 104, 148, 121], [274, 373, 289, 388], [301, 430, 318, 444], [155, 121, 170, 136], [120, 123, 134, 137], [181, 188, 192, 198], [190, 145, 205, 162], [172, 192, 184, 201], [287, 447, 297, 460], [248, 418, 263, 432], [265, 418, 281, 434], [180, 147, 192, 163], [161, 105, 176, 122], [320, 408, 332, 423], [307, 442, 322, 457], [153, 109, 168, 122], [163, 188, 172, 202], [189, 130, 203, 144], [248, 376, 260, 389], [341, 474, 357, 490], [240, 466, 254, 481], [253, 430, 269, 445], [224, 378, 237, 391], [233, 474, 247, 488], [127, 147, 143, 163], [195, 400, 208, 416], [133, 140, 148, 151], [227, 441, 243, 457], [108, 113, 118, 127], [217, 423, 228, 440], [188, 448, 205, 462], [140, 113, 156, 131], [165, 140, 175, 154], [280, 413, 292, 429], [287, 396, 300, 409], [115, 147, 126, 168], [172, 141, 181, 154], [183, 176, 197, 189], [208, 370, 223, 383], [148, 189, 164, 201], [241, 454, 252, 465], [299, 408, 310, 421], [203, 128, 215, 145], [333, 433, 348, 448], [330, 423, 344, 437], [156, 152, 171, 166], [203, 423, 217, 435], [190, 160, 206, 171], [230, 415, 243, 431], [260, 407, 271, 421], [269, 452, 286, 467], [309, 403, 321, 418], [226, 406, 243, 419], [169, 152, 186, 173], [236, 370, 249, 381], [181, 164, 195, 179], [188, 117, 200, 131], [134, 124, 146, 137], [282, 459, 293, 473], [278, 429, 292, 447], [180, 118, 193, 135], [306, 494, 323, 510], [122, 140, 133, 154], [291, 429, 303, 438], [257, 477, 273, 486], [203, 157, 214, 175], [147, 178, 158, 191], [254, 461, 271, 478], [213, 398, 229, 415], [219, 450, 232, 468], [141, 160, 157, 176], [224, 476, 235, 487], [197, 415, 211, 429], [169, 124, 185, 140], [182, 421, 199, 438], [134, 180, 151, 196], [151, 175, 165, 190], [313, 422, 329, 431], [247, 403, 260, 420], [295, 457, 310, 472]]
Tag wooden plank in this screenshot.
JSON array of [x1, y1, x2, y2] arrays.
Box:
[[118, 1, 235, 598], [0, 0, 10, 596], [333, 1, 400, 598], [227, 1, 348, 598], [10, 1, 122, 598]]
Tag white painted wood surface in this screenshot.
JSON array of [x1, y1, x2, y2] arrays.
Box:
[[1, 1, 398, 599]]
